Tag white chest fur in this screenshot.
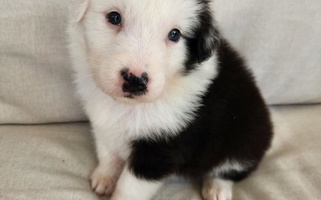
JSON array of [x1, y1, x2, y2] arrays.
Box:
[[75, 56, 218, 143]]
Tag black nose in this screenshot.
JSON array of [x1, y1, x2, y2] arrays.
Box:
[[121, 71, 149, 96]]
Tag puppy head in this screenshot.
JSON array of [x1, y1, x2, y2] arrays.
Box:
[[71, 0, 219, 104]]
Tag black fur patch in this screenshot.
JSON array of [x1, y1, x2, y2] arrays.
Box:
[[129, 39, 273, 181], [184, 1, 220, 73]]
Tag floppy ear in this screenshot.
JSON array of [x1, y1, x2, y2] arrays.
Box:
[[196, 20, 220, 63], [185, 8, 220, 67], [71, 0, 89, 23], [195, 10, 220, 63]]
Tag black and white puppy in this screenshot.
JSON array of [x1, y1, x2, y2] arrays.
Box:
[[69, 0, 273, 199]]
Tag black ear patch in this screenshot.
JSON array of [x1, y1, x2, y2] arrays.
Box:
[[184, 5, 220, 73]]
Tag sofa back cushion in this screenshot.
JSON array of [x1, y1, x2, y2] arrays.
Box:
[[213, 0, 321, 105], [0, 1, 86, 124], [1, 0, 320, 124]]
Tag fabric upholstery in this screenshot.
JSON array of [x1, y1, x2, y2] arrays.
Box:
[[0, 1, 86, 124], [0, 123, 98, 200], [213, 0, 321, 105]]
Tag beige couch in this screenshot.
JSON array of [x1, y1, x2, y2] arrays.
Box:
[[1, 1, 321, 200]]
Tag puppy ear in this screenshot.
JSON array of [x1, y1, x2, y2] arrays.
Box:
[[185, 9, 220, 67], [71, 0, 89, 23], [196, 22, 220, 63], [195, 11, 220, 63]]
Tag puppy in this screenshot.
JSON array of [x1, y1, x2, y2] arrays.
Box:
[[68, 0, 273, 200]]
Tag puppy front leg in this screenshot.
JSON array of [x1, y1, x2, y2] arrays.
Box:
[[90, 138, 125, 196], [111, 165, 163, 200], [202, 178, 233, 200]]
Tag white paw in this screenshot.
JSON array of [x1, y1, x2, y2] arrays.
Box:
[[90, 167, 118, 196], [202, 179, 233, 200]]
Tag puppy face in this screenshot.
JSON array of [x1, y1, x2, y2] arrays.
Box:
[[72, 0, 218, 104]]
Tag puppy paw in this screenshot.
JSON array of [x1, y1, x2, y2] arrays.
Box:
[[90, 167, 117, 196], [202, 179, 233, 200]]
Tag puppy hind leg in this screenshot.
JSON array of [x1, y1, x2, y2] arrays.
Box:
[[201, 160, 256, 200]]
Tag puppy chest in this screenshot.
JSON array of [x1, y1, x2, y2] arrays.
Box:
[[114, 104, 196, 138]]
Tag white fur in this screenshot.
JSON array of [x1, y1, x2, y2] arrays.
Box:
[[111, 165, 163, 200], [71, 0, 89, 23], [212, 159, 253, 177], [202, 178, 233, 200], [68, 0, 219, 199]]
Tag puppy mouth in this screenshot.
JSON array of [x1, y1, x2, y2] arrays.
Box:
[[124, 94, 135, 99], [124, 91, 147, 99]]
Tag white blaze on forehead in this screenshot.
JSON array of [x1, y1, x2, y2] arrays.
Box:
[[90, 0, 205, 36]]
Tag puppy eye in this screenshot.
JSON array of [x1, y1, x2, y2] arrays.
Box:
[[107, 12, 122, 25], [168, 29, 181, 42]]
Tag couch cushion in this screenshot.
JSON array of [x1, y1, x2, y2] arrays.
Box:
[[0, 105, 320, 200], [213, 0, 321, 105], [1, 0, 321, 124], [0, 123, 99, 200], [0, 1, 86, 124]]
